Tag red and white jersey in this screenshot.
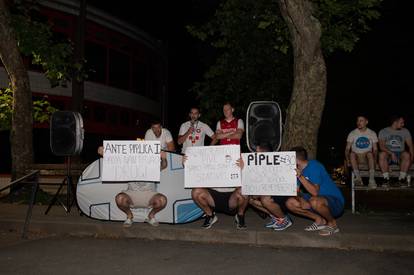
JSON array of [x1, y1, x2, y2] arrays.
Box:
[[216, 118, 244, 145], [178, 120, 214, 153]]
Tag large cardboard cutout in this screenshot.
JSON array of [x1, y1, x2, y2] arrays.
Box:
[[77, 152, 203, 224]]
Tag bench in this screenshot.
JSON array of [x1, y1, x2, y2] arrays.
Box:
[[351, 164, 414, 213]]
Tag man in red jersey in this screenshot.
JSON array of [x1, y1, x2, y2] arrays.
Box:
[[212, 102, 245, 145], [191, 102, 248, 229]]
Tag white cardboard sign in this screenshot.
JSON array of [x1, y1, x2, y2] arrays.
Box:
[[184, 145, 241, 188], [241, 151, 297, 196], [102, 140, 161, 182]]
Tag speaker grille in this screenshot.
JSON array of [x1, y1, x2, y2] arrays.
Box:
[[50, 111, 84, 156], [246, 101, 282, 152]]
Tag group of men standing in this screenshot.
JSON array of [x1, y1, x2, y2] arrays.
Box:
[[111, 102, 345, 237], [345, 115, 413, 188]]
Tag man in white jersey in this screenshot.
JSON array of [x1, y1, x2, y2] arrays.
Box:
[[177, 107, 216, 153], [345, 115, 378, 189], [144, 120, 175, 152]]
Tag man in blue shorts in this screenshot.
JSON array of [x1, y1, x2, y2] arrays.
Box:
[[286, 146, 344, 236]]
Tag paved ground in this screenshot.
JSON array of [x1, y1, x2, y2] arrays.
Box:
[[1, 202, 414, 252], [0, 235, 413, 275]]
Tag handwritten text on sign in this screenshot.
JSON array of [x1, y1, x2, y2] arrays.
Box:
[[102, 140, 161, 182], [241, 151, 297, 196], [184, 145, 241, 188]]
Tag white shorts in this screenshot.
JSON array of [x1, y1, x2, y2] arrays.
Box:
[[123, 190, 157, 208]]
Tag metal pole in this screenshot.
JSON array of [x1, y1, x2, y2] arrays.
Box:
[[22, 181, 39, 239], [67, 156, 72, 213]]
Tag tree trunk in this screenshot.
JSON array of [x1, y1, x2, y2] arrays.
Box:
[[0, 0, 33, 180], [278, 0, 327, 159]]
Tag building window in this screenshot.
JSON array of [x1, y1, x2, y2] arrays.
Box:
[[131, 61, 147, 95], [108, 49, 130, 90], [53, 17, 69, 29], [94, 106, 106, 123], [83, 104, 90, 120], [85, 41, 107, 83], [120, 110, 130, 126], [108, 110, 118, 125]]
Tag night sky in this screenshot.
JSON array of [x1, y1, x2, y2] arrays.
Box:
[[88, 0, 412, 164]]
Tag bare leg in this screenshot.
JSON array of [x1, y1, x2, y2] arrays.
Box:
[[115, 193, 133, 219], [148, 193, 167, 219], [309, 197, 337, 227], [350, 152, 360, 176], [400, 151, 411, 173], [379, 151, 390, 175], [286, 197, 325, 225], [249, 198, 271, 215], [191, 188, 215, 216], [366, 152, 376, 171], [229, 187, 248, 215], [260, 196, 285, 218]]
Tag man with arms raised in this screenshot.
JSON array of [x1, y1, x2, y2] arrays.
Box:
[[345, 115, 378, 189], [115, 152, 168, 227], [191, 102, 248, 229], [243, 142, 292, 231]]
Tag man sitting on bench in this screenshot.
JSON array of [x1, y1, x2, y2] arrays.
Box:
[[378, 115, 413, 187], [345, 115, 378, 189]]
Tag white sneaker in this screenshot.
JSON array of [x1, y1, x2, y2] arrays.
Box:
[[123, 218, 133, 228], [145, 217, 159, 227], [354, 177, 363, 186], [368, 178, 377, 189]]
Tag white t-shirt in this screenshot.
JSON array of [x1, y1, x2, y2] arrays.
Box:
[[125, 181, 155, 192], [346, 128, 378, 154], [179, 120, 215, 153], [144, 128, 173, 150]]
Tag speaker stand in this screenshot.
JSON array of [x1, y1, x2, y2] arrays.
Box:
[[45, 156, 78, 215]]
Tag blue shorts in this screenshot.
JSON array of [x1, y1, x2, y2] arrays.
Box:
[[302, 194, 344, 218], [389, 151, 401, 165]]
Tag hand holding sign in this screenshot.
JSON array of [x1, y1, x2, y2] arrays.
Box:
[[102, 140, 161, 182], [184, 145, 241, 188], [241, 151, 297, 196]]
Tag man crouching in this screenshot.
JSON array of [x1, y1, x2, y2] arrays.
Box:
[[98, 146, 168, 228], [115, 151, 168, 227]]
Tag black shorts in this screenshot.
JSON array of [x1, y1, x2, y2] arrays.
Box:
[[271, 196, 290, 213], [208, 189, 237, 215]]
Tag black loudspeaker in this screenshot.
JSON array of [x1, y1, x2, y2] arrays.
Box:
[[50, 111, 84, 156], [246, 101, 282, 152]]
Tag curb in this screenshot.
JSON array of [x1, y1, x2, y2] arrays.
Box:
[[1, 218, 413, 252]]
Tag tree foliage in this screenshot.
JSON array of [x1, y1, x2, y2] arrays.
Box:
[[188, 0, 382, 123], [9, 2, 86, 87], [0, 87, 57, 131]]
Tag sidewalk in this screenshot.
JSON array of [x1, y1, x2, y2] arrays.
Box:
[[0, 202, 413, 252]]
